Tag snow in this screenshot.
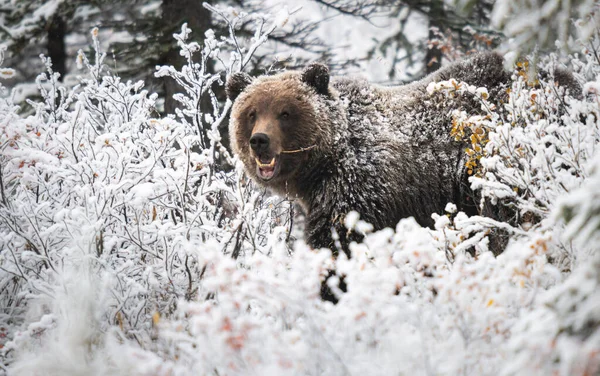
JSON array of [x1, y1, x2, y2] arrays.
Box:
[[583, 79, 600, 97], [445, 202, 458, 213], [0, 68, 15, 79], [488, 0, 600, 57]]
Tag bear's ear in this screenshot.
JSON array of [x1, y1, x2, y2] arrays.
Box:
[[226, 72, 253, 101], [301, 63, 330, 95]]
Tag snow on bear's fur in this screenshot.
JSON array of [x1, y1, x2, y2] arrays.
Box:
[[227, 53, 511, 255]]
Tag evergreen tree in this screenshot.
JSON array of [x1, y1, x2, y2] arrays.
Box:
[[315, 0, 500, 79], [0, 0, 103, 81]]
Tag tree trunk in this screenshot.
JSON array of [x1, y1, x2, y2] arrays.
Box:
[[425, 0, 445, 74], [47, 15, 67, 81]]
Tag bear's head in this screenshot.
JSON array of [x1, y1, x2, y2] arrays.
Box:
[[227, 63, 332, 193]]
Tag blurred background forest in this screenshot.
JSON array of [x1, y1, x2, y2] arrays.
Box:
[[2, 0, 596, 123], [0, 0, 531, 111]]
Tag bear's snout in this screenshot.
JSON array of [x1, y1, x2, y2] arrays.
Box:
[[249, 133, 270, 154]]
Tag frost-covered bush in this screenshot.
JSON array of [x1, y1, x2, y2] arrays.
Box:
[[423, 40, 600, 374], [491, 0, 599, 57], [0, 5, 290, 373], [0, 5, 599, 376], [450, 0, 600, 60], [429, 44, 599, 265]]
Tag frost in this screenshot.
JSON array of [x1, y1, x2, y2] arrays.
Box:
[[485, 0, 600, 57], [344, 210, 360, 230], [274, 7, 290, 28], [445, 202, 457, 213], [0, 68, 15, 79], [128, 182, 156, 206], [583, 79, 600, 97]]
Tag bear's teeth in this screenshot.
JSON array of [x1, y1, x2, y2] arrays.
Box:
[[255, 157, 276, 168]]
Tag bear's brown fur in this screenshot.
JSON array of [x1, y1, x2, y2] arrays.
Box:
[[227, 53, 516, 256]]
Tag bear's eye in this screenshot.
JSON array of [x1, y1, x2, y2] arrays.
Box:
[[248, 111, 256, 121], [280, 111, 289, 120]]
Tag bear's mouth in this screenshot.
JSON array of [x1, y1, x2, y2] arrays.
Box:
[[255, 155, 280, 181]]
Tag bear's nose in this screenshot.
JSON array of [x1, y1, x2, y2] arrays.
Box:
[[249, 133, 270, 153]]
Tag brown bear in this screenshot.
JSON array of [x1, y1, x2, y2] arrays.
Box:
[[227, 52, 512, 256]]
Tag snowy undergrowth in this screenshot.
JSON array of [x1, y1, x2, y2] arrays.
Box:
[[1, 6, 599, 376]]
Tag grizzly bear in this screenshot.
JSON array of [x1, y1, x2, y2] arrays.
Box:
[[227, 52, 513, 257]]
